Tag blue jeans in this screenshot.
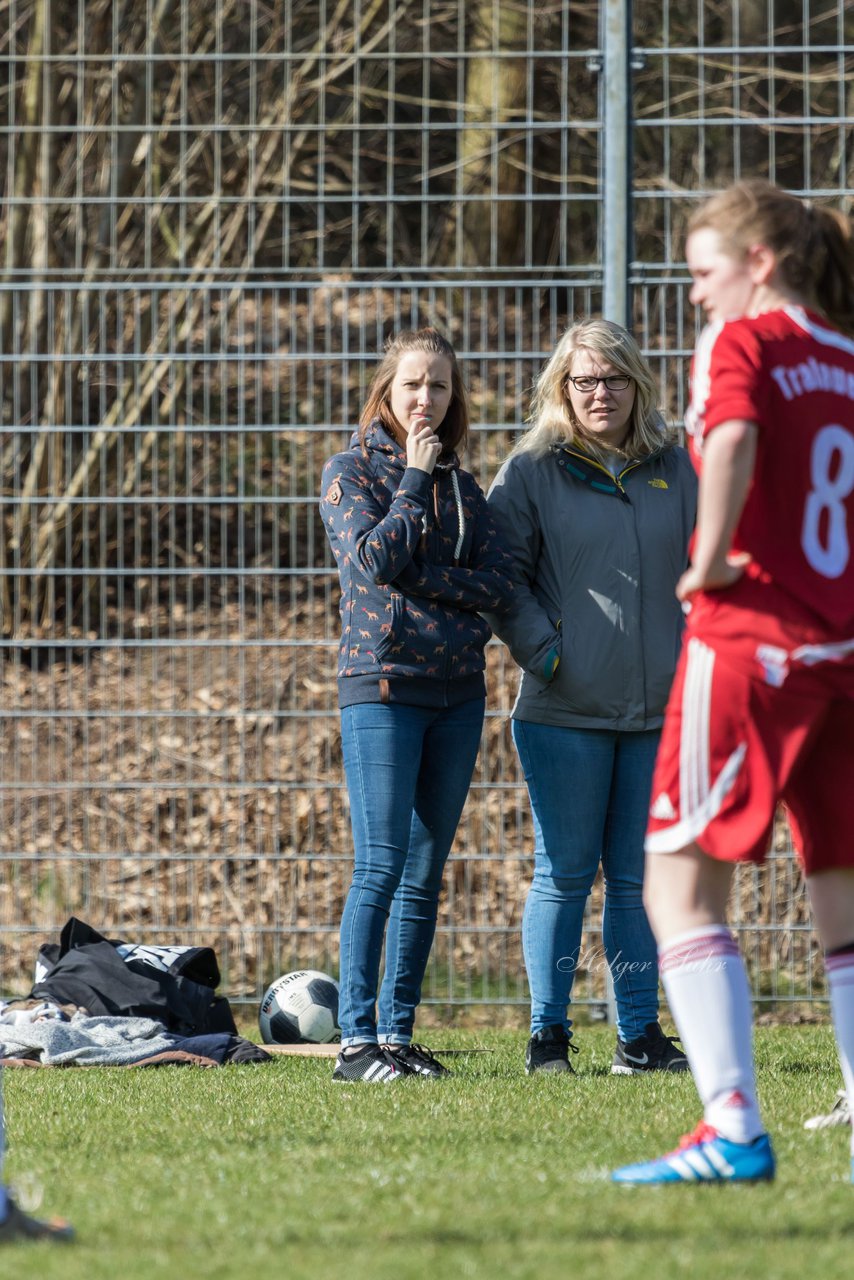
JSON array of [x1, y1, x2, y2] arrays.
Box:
[[512, 720, 661, 1042], [338, 698, 484, 1046]]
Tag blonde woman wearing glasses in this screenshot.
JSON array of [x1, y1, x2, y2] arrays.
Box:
[[485, 319, 697, 1077]]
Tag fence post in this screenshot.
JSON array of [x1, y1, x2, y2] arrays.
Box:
[[602, 0, 631, 1027], [601, 0, 632, 330]]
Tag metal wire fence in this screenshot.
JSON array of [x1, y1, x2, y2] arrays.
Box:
[[1, 0, 851, 1015]]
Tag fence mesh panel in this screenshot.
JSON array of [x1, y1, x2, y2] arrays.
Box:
[[1, 0, 850, 1012]]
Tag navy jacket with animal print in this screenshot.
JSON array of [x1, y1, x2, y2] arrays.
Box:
[[320, 420, 514, 708]]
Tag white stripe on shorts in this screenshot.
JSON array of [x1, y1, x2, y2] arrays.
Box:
[[682, 637, 715, 816], [646, 638, 747, 855], [791, 636, 854, 666]]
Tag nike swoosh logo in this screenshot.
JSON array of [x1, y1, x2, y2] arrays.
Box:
[[624, 1052, 649, 1065]]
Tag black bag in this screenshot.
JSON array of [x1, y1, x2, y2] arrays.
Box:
[[31, 917, 237, 1037]]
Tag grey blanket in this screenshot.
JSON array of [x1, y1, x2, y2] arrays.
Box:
[[0, 1011, 177, 1065]]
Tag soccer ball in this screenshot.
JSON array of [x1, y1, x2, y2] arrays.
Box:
[[258, 970, 341, 1044]]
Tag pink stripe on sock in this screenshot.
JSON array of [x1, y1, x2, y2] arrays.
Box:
[[659, 931, 740, 974], [825, 954, 854, 980]]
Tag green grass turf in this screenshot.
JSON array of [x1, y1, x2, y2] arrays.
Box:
[[2, 1025, 851, 1278]]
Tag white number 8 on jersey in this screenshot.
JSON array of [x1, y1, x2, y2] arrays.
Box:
[[801, 424, 854, 579]]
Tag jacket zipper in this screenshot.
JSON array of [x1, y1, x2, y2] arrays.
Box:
[[561, 446, 646, 499], [429, 470, 464, 687]]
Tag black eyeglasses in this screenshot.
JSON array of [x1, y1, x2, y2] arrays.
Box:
[[567, 375, 632, 392]]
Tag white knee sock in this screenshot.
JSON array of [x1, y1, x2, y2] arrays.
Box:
[[660, 925, 765, 1143], [825, 951, 854, 1158]]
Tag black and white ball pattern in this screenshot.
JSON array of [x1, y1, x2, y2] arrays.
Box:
[[259, 970, 340, 1044]]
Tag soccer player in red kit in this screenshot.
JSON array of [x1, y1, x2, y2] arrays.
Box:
[[613, 179, 854, 1184]]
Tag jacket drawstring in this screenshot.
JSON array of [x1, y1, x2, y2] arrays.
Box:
[[422, 469, 466, 565], [450, 469, 465, 565]]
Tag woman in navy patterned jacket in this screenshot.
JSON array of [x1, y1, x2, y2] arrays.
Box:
[[320, 328, 514, 1083]]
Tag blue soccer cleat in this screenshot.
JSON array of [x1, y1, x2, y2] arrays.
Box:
[[612, 1122, 776, 1185]]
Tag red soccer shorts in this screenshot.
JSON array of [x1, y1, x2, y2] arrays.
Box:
[[646, 630, 854, 873]]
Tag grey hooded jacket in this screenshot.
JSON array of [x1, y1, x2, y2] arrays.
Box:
[[484, 441, 697, 730]]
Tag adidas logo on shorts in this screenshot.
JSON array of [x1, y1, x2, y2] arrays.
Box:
[[650, 792, 677, 821]]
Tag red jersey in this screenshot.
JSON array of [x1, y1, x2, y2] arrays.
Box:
[[686, 306, 854, 633]]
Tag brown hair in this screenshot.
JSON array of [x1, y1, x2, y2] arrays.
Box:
[[688, 179, 854, 336], [359, 328, 469, 456]]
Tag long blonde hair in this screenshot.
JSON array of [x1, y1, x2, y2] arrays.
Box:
[[688, 180, 854, 336], [511, 319, 670, 462]]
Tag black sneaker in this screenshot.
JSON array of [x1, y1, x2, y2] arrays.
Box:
[[525, 1024, 577, 1075], [0, 1192, 74, 1243], [332, 1043, 406, 1083], [384, 1043, 451, 1078], [612, 1021, 689, 1075]]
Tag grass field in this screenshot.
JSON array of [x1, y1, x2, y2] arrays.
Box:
[[2, 1023, 851, 1278]]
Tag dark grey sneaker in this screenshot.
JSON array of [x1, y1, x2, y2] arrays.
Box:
[[384, 1043, 451, 1078], [525, 1024, 577, 1075], [332, 1043, 406, 1083], [612, 1021, 689, 1075], [0, 1192, 74, 1243]]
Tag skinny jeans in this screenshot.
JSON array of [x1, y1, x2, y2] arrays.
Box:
[[512, 720, 661, 1042], [338, 697, 484, 1046]]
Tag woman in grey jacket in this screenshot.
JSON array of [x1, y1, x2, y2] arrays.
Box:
[[485, 319, 697, 1076]]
